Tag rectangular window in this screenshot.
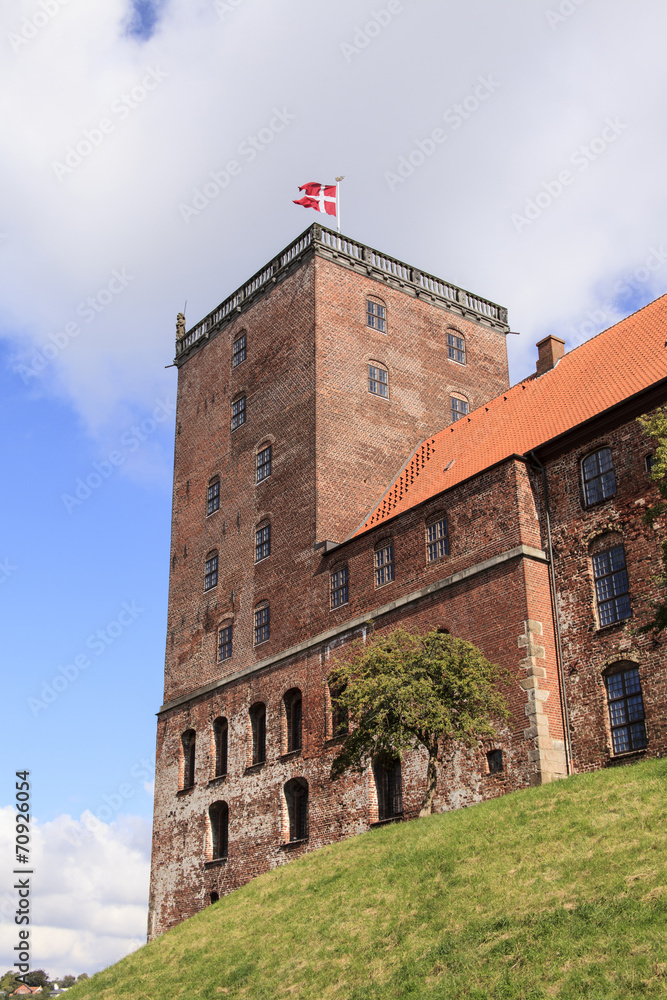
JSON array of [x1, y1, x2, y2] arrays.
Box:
[[447, 333, 466, 365], [605, 668, 648, 754], [331, 567, 349, 608], [207, 480, 220, 515], [593, 546, 631, 626], [374, 543, 394, 587], [255, 525, 271, 562], [205, 554, 218, 591], [232, 333, 246, 367], [368, 365, 388, 397], [451, 397, 469, 422], [218, 625, 233, 661], [231, 396, 246, 430], [367, 300, 386, 332], [254, 606, 270, 645], [257, 445, 272, 482], [427, 519, 449, 562]]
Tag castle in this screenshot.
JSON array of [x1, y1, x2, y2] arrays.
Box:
[[147, 225, 667, 939]]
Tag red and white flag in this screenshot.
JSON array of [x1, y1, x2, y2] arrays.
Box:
[[293, 182, 337, 217]]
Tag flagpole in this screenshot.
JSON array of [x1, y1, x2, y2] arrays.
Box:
[[335, 176, 344, 234]]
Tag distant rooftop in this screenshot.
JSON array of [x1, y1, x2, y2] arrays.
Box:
[[352, 295, 667, 538], [175, 225, 509, 361]]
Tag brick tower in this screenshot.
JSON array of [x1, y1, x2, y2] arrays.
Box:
[[148, 225, 511, 937]]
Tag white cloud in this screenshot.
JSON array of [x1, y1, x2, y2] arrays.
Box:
[[0, 806, 150, 978], [1, 0, 667, 438]]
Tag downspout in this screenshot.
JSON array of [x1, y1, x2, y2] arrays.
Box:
[[529, 450, 573, 775]]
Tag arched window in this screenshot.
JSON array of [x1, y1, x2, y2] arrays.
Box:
[[181, 729, 196, 790], [213, 717, 228, 777], [204, 551, 218, 591], [582, 447, 616, 506], [210, 891, 220, 904], [284, 689, 303, 753], [254, 603, 270, 645], [373, 756, 402, 821], [368, 362, 389, 397], [255, 521, 271, 562], [367, 297, 386, 332], [232, 331, 247, 368], [284, 778, 309, 841], [447, 331, 466, 365], [330, 565, 349, 608], [450, 393, 469, 423], [374, 540, 394, 587], [218, 622, 233, 662], [328, 680, 348, 738], [591, 538, 632, 627], [256, 443, 272, 482], [209, 801, 228, 859], [231, 394, 246, 430], [604, 663, 648, 754], [207, 477, 220, 516], [426, 515, 448, 562], [249, 703, 266, 764]]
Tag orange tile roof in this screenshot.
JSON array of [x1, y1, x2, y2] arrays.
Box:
[[352, 295, 667, 538]]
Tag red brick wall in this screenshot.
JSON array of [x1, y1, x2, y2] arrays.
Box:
[[540, 411, 667, 771], [149, 454, 560, 937], [313, 256, 509, 543]]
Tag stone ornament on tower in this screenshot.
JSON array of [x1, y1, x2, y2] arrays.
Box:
[[176, 312, 186, 340]]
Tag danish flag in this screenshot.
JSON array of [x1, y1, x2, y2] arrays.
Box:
[[293, 182, 337, 217]]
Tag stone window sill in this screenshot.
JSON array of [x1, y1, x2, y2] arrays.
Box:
[[204, 857, 228, 868], [279, 749, 302, 762], [370, 814, 404, 828], [208, 774, 227, 786], [177, 785, 195, 797], [325, 734, 347, 747], [606, 748, 647, 767], [244, 762, 266, 775], [594, 619, 631, 635], [279, 838, 308, 850]]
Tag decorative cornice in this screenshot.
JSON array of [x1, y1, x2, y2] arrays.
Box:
[[174, 225, 510, 364]]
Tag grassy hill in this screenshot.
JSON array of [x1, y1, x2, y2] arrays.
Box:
[[69, 758, 667, 1000]]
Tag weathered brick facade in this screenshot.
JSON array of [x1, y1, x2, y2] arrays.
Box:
[[147, 227, 667, 939]]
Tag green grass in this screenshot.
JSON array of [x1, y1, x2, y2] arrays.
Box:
[[69, 759, 667, 999]]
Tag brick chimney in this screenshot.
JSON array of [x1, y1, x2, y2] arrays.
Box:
[[536, 335, 565, 376]]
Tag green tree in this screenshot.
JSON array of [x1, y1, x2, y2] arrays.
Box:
[[25, 970, 50, 990], [329, 627, 510, 816], [636, 407, 667, 634], [60, 976, 77, 988], [0, 971, 21, 995]]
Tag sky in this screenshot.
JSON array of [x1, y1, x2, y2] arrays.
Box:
[[2, 0, 667, 980]]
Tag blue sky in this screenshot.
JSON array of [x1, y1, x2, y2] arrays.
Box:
[[2, 0, 667, 978]]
